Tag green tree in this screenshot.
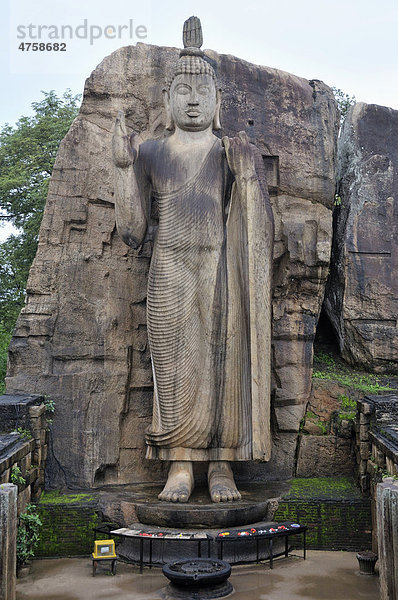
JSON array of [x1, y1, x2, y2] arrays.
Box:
[[0, 323, 12, 393], [332, 87, 356, 123], [0, 90, 80, 391]]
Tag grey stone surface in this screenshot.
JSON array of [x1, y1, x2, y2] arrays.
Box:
[[6, 42, 338, 488], [376, 479, 398, 599], [93, 481, 287, 528], [0, 437, 34, 476], [325, 102, 398, 373], [0, 484, 17, 600], [0, 434, 20, 457], [133, 481, 286, 528], [0, 399, 48, 511], [14, 553, 381, 600], [358, 395, 398, 462], [0, 395, 44, 434], [296, 435, 355, 477]]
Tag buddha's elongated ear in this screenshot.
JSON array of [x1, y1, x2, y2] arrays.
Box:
[[163, 89, 174, 131], [213, 88, 222, 131]]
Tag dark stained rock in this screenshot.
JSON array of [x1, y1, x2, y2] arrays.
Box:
[[296, 435, 355, 477], [5, 43, 338, 487], [325, 102, 398, 374]]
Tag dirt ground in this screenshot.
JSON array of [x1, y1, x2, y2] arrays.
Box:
[[16, 551, 380, 600]]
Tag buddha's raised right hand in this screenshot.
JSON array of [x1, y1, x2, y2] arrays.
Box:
[[112, 110, 139, 168]]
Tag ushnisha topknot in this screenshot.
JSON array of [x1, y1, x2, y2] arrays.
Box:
[[166, 16, 216, 90]]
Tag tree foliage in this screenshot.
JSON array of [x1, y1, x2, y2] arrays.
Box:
[[332, 87, 356, 124], [0, 90, 80, 333], [0, 90, 80, 391], [0, 324, 12, 393], [16, 504, 42, 567]]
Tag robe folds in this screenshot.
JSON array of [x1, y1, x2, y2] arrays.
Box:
[[144, 137, 274, 462]]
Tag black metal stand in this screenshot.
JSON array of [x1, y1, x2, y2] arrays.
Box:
[[99, 522, 308, 572], [216, 524, 307, 570], [92, 557, 117, 576]]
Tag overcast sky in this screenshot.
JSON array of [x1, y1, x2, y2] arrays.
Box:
[[1, 0, 398, 239]]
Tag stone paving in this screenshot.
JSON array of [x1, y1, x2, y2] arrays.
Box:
[[16, 551, 380, 600]]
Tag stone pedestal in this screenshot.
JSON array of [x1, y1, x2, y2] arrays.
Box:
[[98, 481, 288, 528], [376, 478, 398, 599], [134, 483, 284, 529], [0, 484, 17, 600], [102, 482, 290, 565]]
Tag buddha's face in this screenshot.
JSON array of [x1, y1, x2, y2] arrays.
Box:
[[169, 73, 217, 132]]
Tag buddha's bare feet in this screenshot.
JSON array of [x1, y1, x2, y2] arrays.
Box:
[[208, 461, 241, 502], [158, 461, 194, 503]]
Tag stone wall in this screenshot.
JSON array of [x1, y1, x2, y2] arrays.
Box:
[[275, 497, 372, 551], [354, 394, 398, 554], [36, 492, 103, 558], [325, 102, 398, 374], [0, 484, 17, 600], [376, 479, 398, 600], [273, 477, 371, 550], [355, 394, 398, 494], [5, 43, 338, 487], [34, 477, 371, 557], [0, 395, 48, 512], [295, 379, 357, 478]]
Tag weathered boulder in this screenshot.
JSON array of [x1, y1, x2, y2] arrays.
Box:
[[325, 102, 398, 374], [6, 43, 338, 487]]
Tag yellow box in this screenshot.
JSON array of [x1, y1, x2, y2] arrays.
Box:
[[92, 539, 116, 559]]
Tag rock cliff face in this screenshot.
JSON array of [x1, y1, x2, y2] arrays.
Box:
[[325, 103, 398, 374], [6, 43, 338, 487]]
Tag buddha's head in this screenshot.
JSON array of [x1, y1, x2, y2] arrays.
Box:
[[164, 17, 221, 132]]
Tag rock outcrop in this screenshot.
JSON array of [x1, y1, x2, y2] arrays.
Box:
[[6, 43, 338, 487], [325, 102, 398, 374]]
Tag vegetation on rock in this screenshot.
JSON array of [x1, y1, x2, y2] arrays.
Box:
[[332, 87, 356, 123], [281, 476, 363, 500], [17, 503, 42, 567], [36, 494, 104, 558], [313, 349, 397, 394], [10, 464, 26, 486], [39, 490, 97, 504], [275, 477, 372, 550], [301, 344, 398, 439], [13, 427, 33, 440], [337, 394, 357, 422]]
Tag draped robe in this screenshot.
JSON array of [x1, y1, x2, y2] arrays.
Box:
[[139, 137, 273, 462]]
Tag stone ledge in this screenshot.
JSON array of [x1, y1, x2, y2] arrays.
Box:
[[0, 394, 45, 434], [0, 436, 35, 473], [369, 430, 398, 463], [0, 393, 45, 406]]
